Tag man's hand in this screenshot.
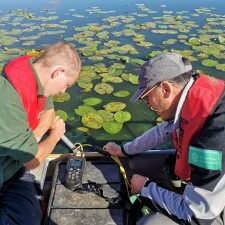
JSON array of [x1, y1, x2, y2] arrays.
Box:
[[131, 174, 149, 194], [103, 142, 125, 157], [26, 116, 66, 170]]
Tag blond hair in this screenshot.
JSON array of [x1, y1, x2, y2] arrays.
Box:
[[36, 41, 81, 76]]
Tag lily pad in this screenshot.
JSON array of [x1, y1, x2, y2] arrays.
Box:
[[129, 75, 139, 85], [83, 97, 102, 106], [102, 76, 123, 83], [114, 111, 131, 123], [74, 105, 96, 116], [88, 56, 104, 61], [218, 35, 225, 44], [103, 102, 126, 112], [102, 121, 123, 134], [201, 59, 219, 67], [82, 113, 104, 129], [162, 39, 177, 45], [113, 90, 130, 97], [77, 127, 90, 133], [55, 110, 68, 121], [111, 63, 126, 69], [215, 64, 225, 72], [96, 110, 114, 122], [146, 51, 163, 59], [78, 81, 93, 92], [188, 37, 201, 46], [94, 83, 114, 94], [53, 93, 70, 102]]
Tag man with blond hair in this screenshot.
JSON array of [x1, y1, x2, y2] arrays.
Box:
[[0, 41, 81, 225]]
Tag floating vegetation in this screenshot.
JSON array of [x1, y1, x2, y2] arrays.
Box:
[[74, 105, 96, 116], [82, 113, 104, 129], [1, 3, 225, 138], [76, 127, 90, 133], [53, 93, 70, 102], [102, 75, 123, 83], [162, 39, 177, 45], [114, 111, 131, 123], [113, 90, 130, 97], [188, 37, 201, 46], [96, 110, 114, 122], [215, 64, 225, 72], [102, 121, 123, 134], [56, 110, 68, 121], [83, 97, 102, 106], [94, 83, 114, 94], [201, 59, 219, 67], [103, 102, 126, 112]]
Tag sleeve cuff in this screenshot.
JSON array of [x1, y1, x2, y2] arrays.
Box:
[[141, 180, 151, 197], [121, 146, 131, 156]]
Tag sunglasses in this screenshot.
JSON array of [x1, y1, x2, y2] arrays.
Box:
[[140, 83, 161, 103], [139, 83, 161, 111]]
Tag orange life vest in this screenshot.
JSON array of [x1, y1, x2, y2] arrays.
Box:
[[173, 74, 225, 181], [3, 56, 46, 130]]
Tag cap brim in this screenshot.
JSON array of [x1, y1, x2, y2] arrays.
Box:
[[130, 87, 148, 103]]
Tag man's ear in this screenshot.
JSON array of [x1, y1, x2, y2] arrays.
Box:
[[51, 68, 65, 79], [161, 82, 172, 98]]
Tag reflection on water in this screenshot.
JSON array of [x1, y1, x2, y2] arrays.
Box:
[[0, 0, 224, 149]]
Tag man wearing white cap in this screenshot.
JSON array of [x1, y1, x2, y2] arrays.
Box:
[[104, 52, 225, 225]]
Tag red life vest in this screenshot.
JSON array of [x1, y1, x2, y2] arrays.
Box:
[[3, 56, 46, 130], [173, 74, 225, 181]]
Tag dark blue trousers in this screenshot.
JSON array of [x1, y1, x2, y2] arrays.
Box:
[[0, 168, 42, 225]]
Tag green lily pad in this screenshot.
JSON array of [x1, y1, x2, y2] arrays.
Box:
[[113, 90, 130, 97], [162, 39, 177, 45], [77, 81, 93, 92], [174, 15, 182, 21], [55, 110, 68, 121], [88, 56, 104, 61], [188, 37, 201, 46], [111, 63, 126, 69], [103, 102, 126, 112], [83, 97, 102, 106], [197, 53, 209, 59], [96, 31, 109, 39], [215, 64, 225, 72], [108, 68, 123, 76], [137, 41, 153, 47], [82, 113, 104, 129], [129, 75, 139, 85], [201, 59, 219, 67], [94, 83, 114, 94], [53, 92, 70, 102], [96, 110, 114, 122], [102, 76, 123, 83], [74, 105, 96, 116], [77, 127, 90, 133], [146, 51, 163, 59], [213, 52, 225, 59], [114, 111, 131, 123], [102, 121, 123, 134], [218, 35, 225, 44]]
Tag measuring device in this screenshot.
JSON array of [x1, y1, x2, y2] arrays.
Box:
[[61, 135, 86, 191]]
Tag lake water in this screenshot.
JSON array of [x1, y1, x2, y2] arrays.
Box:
[[0, 0, 225, 152]]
